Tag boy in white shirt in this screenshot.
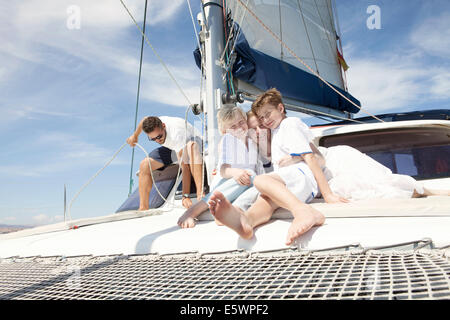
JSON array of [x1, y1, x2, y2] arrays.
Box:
[[208, 89, 346, 245], [127, 116, 203, 210], [177, 106, 263, 228]]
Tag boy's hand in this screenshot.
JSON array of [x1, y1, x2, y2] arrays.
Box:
[[178, 216, 196, 229], [126, 135, 138, 147], [233, 169, 252, 186], [278, 155, 302, 168], [324, 192, 349, 204]]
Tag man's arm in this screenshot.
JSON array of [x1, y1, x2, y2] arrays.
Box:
[[178, 149, 193, 208], [126, 117, 146, 146], [303, 153, 348, 203]]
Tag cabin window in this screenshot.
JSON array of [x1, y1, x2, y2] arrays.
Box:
[[319, 127, 450, 180]]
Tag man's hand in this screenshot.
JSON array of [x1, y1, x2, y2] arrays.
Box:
[[323, 192, 349, 204], [178, 216, 196, 228], [233, 169, 252, 186], [126, 135, 138, 147], [182, 197, 193, 209]]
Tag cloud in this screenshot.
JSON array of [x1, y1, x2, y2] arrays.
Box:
[[411, 12, 450, 58], [346, 54, 450, 114], [32, 214, 63, 226], [112, 55, 201, 107], [0, 216, 17, 224], [1, 0, 193, 110], [0, 133, 128, 178]]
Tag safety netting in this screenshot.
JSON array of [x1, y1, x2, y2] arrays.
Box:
[[1, 250, 449, 300]]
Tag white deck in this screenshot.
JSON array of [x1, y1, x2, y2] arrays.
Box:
[[1, 196, 449, 259], [1, 122, 448, 259]]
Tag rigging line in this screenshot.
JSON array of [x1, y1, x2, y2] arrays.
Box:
[[222, 0, 250, 78], [278, 0, 284, 60], [297, 0, 320, 75], [129, 0, 149, 197], [67, 142, 184, 221], [119, 0, 192, 106], [186, 0, 201, 49], [220, 0, 236, 63], [235, 0, 384, 123], [220, 0, 250, 66], [67, 143, 128, 221], [312, 0, 340, 74], [135, 142, 184, 210], [328, 0, 348, 90]]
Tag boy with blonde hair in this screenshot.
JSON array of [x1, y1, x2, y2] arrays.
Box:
[[177, 106, 263, 228], [208, 88, 347, 245]]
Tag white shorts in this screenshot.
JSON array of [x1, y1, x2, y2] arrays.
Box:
[[275, 162, 318, 203]]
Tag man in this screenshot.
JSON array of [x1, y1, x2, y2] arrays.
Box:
[[127, 116, 204, 209]]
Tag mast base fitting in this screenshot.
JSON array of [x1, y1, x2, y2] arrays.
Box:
[[221, 91, 244, 105], [191, 102, 203, 115]]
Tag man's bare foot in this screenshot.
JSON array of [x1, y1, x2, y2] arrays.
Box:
[[208, 191, 253, 239], [286, 205, 325, 246]]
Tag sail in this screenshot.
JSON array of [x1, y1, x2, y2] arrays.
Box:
[[221, 0, 361, 114]]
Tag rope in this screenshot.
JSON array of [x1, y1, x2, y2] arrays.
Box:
[[329, 0, 347, 86], [67, 141, 186, 221], [312, 0, 339, 73], [119, 0, 192, 106], [297, 0, 319, 74], [120, 0, 208, 203], [129, 0, 149, 197], [186, 0, 201, 49], [221, 0, 249, 73], [134, 143, 183, 209], [67, 143, 128, 221], [234, 0, 384, 123]]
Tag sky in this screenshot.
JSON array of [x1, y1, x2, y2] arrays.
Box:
[[0, 0, 449, 227]]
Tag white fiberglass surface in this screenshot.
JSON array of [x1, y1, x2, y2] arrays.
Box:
[[1, 206, 449, 258]]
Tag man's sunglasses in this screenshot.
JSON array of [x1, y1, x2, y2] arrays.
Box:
[[148, 132, 164, 141]]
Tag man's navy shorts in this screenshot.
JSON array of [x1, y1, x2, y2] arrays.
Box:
[[149, 146, 177, 170]]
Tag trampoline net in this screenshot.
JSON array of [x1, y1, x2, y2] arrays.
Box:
[[1, 250, 449, 300]]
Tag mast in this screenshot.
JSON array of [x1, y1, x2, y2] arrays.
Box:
[[200, 0, 227, 183]]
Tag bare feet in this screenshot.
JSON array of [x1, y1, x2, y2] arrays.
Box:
[[422, 188, 450, 197], [138, 206, 149, 211], [208, 191, 253, 239], [286, 205, 325, 246]]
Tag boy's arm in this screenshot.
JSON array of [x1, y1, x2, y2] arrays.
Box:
[[126, 117, 146, 146], [303, 153, 348, 203], [220, 165, 251, 186]]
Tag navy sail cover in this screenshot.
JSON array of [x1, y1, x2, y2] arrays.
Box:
[[194, 29, 361, 114]]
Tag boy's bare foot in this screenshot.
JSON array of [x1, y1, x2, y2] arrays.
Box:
[[208, 191, 253, 239], [422, 188, 450, 197], [286, 206, 325, 246]]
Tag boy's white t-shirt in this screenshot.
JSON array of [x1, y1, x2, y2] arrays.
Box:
[[271, 117, 314, 170], [271, 117, 318, 202], [159, 116, 201, 153], [217, 133, 263, 176]]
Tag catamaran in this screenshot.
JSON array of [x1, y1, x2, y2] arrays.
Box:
[[0, 0, 449, 300]]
